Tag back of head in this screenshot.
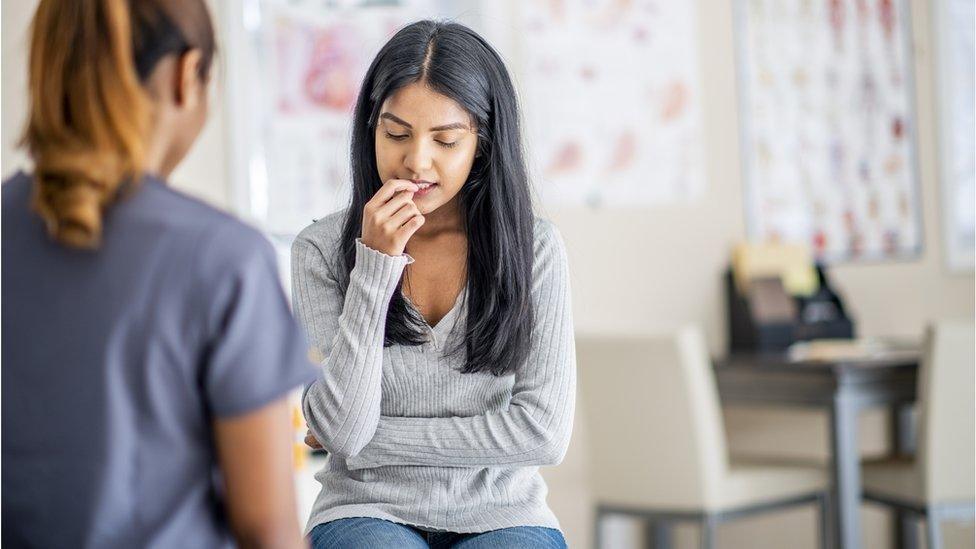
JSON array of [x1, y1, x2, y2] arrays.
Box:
[[23, 0, 215, 249]]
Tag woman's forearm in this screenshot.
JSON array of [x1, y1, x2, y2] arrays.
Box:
[[294, 237, 410, 459], [344, 395, 575, 470]]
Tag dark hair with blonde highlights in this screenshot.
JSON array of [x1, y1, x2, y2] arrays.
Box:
[[22, 0, 216, 249]]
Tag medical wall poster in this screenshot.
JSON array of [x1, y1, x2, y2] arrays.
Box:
[[735, 0, 923, 262], [517, 0, 707, 209]]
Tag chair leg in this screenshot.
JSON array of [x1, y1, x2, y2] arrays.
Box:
[[894, 508, 919, 549], [817, 493, 830, 549], [925, 507, 942, 549], [699, 514, 717, 549], [642, 518, 671, 549], [593, 508, 603, 549]]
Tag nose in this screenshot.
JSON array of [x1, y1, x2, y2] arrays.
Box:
[[403, 140, 433, 175]]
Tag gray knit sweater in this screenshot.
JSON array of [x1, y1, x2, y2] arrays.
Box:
[[291, 210, 576, 534]]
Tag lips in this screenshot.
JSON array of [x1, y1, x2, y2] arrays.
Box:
[[411, 180, 438, 197]]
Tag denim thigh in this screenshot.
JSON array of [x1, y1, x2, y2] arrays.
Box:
[[309, 517, 428, 549], [448, 526, 567, 549]]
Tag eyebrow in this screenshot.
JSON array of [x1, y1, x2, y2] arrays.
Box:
[[379, 112, 470, 132]]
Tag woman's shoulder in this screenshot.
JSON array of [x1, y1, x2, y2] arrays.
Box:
[[133, 177, 274, 265], [531, 217, 569, 287], [2, 172, 32, 220], [2, 170, 31, 196], [294, 209, 348, 250], [291, 209, 349, 276], [4, 171, 271, 262], [532, 216, 566, 258]]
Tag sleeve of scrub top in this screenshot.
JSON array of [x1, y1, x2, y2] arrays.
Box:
[[197, 223, 317, 417]]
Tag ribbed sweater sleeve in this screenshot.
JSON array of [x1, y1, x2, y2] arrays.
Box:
[[292, 237, 411, 459], [344, 223, 576, 469]]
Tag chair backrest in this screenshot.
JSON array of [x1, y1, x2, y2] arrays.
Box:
[[576, 326, 728, 510], [540, 390, 592, 549], [916, 319, 976, 502]]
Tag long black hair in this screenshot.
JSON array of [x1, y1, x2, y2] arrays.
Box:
[[338, 20, 534, 377]]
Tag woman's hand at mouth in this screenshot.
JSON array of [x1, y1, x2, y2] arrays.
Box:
[[361, 179, 426, 256]]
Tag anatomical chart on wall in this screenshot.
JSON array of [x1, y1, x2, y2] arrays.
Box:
[[735, 0, 922, 262], [517, 0, 707, 209]]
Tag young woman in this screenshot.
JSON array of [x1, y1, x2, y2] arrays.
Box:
[[1, 1, 314, 547], [294, 20, 576, 548]]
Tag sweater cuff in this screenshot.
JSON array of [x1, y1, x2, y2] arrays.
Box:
[[350, 238, 413, 292], [355, 238, 414, 264]]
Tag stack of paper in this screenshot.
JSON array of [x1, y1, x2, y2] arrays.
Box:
[[788, 338, 921, 362]]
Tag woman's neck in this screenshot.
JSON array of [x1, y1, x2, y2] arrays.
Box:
[[415, 195, 464, 238], [143, 121, 175, 180]]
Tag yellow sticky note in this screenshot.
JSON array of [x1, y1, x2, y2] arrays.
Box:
[[732, 242, 818, 297]]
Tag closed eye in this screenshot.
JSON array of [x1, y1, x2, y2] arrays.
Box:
[[436, 141, 458, 149], [385, 131, 408, 141]]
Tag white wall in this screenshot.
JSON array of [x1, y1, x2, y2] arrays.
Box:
[[3, 1, 972, 547], [2, 1, 34, 176]]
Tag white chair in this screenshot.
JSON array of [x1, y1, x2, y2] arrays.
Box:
[[540, 397, 594, 548], [577, 327, 828, 549], [861, 320, 976, 549]]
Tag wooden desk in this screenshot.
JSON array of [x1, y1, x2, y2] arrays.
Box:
[[715, 352, 920, 549]]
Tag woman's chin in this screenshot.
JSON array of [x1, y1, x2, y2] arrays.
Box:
[[413, 195, 439, 215], [414, 191, 460, 219]]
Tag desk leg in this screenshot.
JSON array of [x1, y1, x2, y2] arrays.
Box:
[[830, 394, 862, 549], [890, 404, 916, 454], [890, 404, 918, 549], [642, 520, 671, 549]]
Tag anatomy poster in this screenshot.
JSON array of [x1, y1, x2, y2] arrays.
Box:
[[517, 0, 706, 209], [735, 0, 922, 262], [226, 0, 479, 237]]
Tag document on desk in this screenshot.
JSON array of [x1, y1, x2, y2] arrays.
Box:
[[787, 338, 921, 363]]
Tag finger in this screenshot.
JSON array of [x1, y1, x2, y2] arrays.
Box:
[[375, 190, 417, 219], [395, 213, 426, 240], [387, 201, 421, 229], [304, 430, 323, 449], [369, 179, 419, 208]]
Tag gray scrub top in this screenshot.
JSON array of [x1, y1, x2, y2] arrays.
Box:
[[1, 171, 317, 548]]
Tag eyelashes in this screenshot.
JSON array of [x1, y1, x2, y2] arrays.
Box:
[[384, 131, 458, 149]]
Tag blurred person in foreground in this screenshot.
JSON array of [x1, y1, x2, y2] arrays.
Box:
[[2, 1, 316, 547]]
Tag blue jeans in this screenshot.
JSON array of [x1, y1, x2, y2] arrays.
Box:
[[309, 518, 567, 549]]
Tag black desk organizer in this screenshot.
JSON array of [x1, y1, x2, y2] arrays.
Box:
[[726, 263, 856, 352]]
